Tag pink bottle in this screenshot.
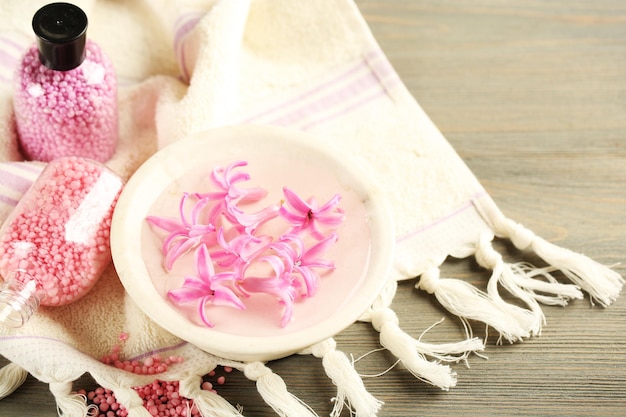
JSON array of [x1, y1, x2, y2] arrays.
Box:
[[0, 157, 123, 327], [13, 2, 118, 162]]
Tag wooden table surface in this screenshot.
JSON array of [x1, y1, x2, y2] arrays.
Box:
[[1, 0, 625, 416]]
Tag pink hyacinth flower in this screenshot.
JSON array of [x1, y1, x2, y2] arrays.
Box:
[[226, 202, 281, 234], [195, 161, 267, 227], [271, 233, 337, 297], [279, 187, 345, 240], [168, 244, 244, 327], [239, 255, 300, 327], [196, 161, 267, 204], [147, 193, 217, 270], [211, 227, 272, 276]]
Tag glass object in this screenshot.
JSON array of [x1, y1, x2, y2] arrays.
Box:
[[13, 2, 118, 162], [0, 273, 41, 328], [0, 157, 123, 327]]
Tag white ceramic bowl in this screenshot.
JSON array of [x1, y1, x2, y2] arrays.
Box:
[[111, 125, 394, 362]]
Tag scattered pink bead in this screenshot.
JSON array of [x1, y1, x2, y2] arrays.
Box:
[[77, 368, 230, 416], [133, 380, 200, 417], [81, 334, 232, 416]]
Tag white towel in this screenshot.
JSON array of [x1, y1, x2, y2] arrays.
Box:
[[0, 1, 622, 416]]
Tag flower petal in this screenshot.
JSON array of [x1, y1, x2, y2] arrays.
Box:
[[167, 278, 209, 303], [315, 193, 342, 214], [179, 192, 193, 227], [198, 296, 215, 327], [212, 286, 246, 310], [302, 232, 338, 261], [294, 265, 320, 297], [239, 187, 267, 202], [164, 237, 198, 270], [282, 187, 311, 214], [190, 197, 211, 224], [228, 203, 280, 233], [261, 255, 286, 278], [146, 216, 183, 233], [195, 244, 215, 280]]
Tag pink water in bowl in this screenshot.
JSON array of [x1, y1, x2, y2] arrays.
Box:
[[141, 156, 373, 337]]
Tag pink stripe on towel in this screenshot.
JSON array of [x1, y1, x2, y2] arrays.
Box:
[[244, 49, 401, 129], [0, 168, 36, 194], [0, 195, 18, 206], [173, 12, 205, 82], [244, 59, 372, 123], [266, 69, 385, 127]]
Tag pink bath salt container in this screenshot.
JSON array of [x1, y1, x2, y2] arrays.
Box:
[[0, 157, 124, 327], [13, 2, 118, 163]]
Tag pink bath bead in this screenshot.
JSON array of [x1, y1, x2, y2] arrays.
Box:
[[14, 41, 118, 162], [0, 157, 123, 308], [80, 376, 216, 417]]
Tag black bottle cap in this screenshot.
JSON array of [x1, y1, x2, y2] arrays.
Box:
[[32, 2, 88, 71]]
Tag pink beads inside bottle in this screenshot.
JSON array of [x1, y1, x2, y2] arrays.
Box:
[[13, 40, 118, 162], [0, 157, 123, 321]]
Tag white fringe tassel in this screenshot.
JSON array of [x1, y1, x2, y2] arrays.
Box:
[[362, 279, 484, 389], [413, 318, 485, 365], [370, 307, 458, 389], [49, 381, 93, 417], [475, 233, 585, 337], [417, 267, 530, 343], [243, 362, 318, 417], [300, 337, 383, 417], [179, 374, 244, 417], [506, 262, 584, 306], [0, 362, 27, 399], [478, 201, 624, 307], [511, 221, 622, 306], [475, 233, 545, 337]]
